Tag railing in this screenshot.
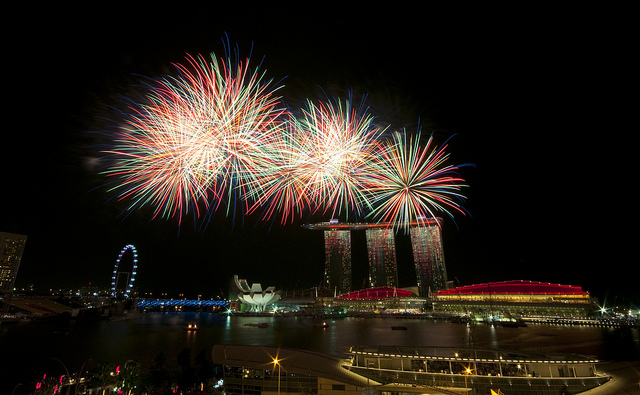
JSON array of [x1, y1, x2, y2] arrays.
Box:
[[136, 299, 229, 308]]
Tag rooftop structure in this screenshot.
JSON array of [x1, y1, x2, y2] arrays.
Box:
[[302, 219, 440, 231], [436, 280, 588, 296], [319, 286, 426, 314], [336, 287, 413, 300]]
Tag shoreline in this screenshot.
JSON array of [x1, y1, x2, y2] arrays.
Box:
[[583, 360, 640, 394]]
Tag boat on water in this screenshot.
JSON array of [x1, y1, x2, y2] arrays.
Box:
[[500, 319, 527, 328], [314, 322, 330, 328], [184, 323, 199, 331], [346, 345, 610, 395], [243, 322, 269, 328], [391, 325, 408, 330]]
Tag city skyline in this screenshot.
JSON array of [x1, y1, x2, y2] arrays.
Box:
[[4, 7, 635, 304]]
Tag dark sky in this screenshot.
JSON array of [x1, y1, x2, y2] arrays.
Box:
[[4, 6, 635, 304]]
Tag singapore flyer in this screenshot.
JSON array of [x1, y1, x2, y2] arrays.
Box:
[[110, 244, 138, 298]]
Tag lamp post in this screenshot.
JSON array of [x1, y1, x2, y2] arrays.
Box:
[[74, 359, 92, 395], [11, 383, 22, 395], [464, 367, 472, 391], [46, 357, 71, 395], [273, 358, 281, 395]]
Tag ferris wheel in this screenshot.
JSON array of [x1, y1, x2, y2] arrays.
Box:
[[110, 244, 138, 298]]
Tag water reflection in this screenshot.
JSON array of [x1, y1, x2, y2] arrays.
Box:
[[489, 324, 498, 349], [2, 312, 638, 394], [465, 324, 476, 347]]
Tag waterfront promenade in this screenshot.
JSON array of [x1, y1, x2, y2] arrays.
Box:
[[582, 360, 640, 394]]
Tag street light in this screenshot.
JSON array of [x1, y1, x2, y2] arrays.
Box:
[[45, 357, 92, 395], [74, 359, 92, 395], [272, 358, 281, 395], [45, 357, 71, 395], [464, 366, 472, 391]]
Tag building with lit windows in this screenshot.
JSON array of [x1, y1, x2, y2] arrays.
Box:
[[431, 280, 595, 318], [0, 232, 27, 313], [302, 221, 387, 295], [410, 223, 447, 296], [303, 220, 446, 298], [365, 228, 398, 288], [323, 229, 352, 295], [328, 286, 426, 313]]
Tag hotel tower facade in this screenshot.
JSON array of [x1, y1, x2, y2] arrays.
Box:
[[303, 220, 446, 297]]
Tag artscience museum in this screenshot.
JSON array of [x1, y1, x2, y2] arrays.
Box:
[[231, 275, 281, 312]]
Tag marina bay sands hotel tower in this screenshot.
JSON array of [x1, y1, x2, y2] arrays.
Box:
[[302, 219, 447, 297]]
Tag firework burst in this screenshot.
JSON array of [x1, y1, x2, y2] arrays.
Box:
[[361, 130, 469, 232], [244, 97, 384, 223], [103, 52, 287, 224]]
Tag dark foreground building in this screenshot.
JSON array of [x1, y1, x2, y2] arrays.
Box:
[[212, 344, 374, 395], [0, 232, 27, 314], [212, 344, 610, 395]]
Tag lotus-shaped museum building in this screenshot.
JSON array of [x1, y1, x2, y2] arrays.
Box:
[[232, 275, 281, 312]]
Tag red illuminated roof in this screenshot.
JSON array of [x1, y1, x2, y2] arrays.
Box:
[[434, 280, 587, 296], [336, 287, 414, 300]]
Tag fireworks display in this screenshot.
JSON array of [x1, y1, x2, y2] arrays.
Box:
[[244, 98, 383, 223], [361, 130, 469, 232], [103, 48, 470, 231], [103, 53, 287, 223]]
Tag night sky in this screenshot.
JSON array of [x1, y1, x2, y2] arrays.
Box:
[[4, 6, 635, 304]]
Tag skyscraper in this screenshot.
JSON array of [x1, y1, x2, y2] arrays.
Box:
[[323, 229, 352, 295], [304, 220, 448, 297], [410, 223, 447, 296], [1, 232, 28, 312], [365, 228, 398, 288]]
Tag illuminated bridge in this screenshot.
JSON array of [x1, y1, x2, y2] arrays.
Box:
[[136, 299, 229, 308]]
